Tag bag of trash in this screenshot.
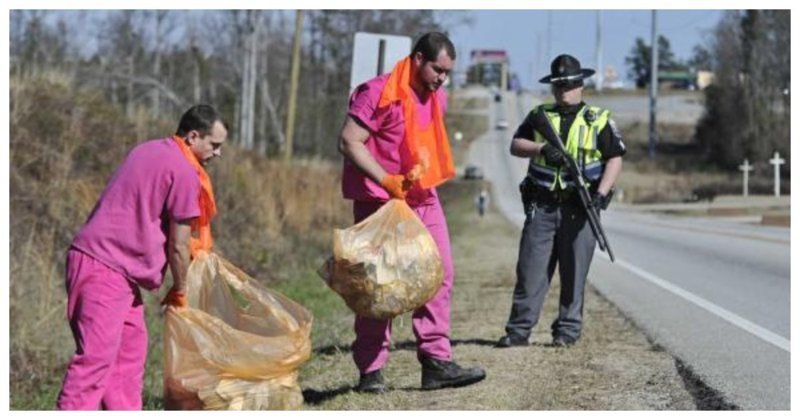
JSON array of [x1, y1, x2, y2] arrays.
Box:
[[318, 199, 443, 319], [164, 251, 312, 410]]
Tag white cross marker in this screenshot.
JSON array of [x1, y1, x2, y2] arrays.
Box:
[[769, 152, 785, 197], [738, 159, 753, 197]]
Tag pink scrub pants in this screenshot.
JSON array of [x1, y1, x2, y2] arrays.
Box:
[[352, 199, 454, 373], [56, 249, 147, 410]]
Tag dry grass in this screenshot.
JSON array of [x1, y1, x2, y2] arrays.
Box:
[[208, 152, 350, 281], [10, 74, 150, 401], [613, 120, 741, 203], [615, 116, 789, 202], [446, 95, 489, 167]]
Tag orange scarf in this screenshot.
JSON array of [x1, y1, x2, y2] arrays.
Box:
[[378, 56, 455, 189], [173, 135, 217, 257]]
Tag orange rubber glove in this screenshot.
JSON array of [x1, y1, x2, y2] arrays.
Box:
[[406, 164, 423, 182], [161, 288, 187, 309], [380, 174, 412, 199]]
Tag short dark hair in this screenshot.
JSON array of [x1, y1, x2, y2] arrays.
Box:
[[175, 104, 228, 137], [411, 32, 456, 62]]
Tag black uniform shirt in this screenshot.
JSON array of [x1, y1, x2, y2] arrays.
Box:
[[513, 101, 626, 160]]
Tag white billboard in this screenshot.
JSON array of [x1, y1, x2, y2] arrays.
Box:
[[350, 32, 411, 93]]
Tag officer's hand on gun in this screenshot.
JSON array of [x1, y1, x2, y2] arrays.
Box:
[[591, 191, 612, 210], [540, 143, 568, 167]]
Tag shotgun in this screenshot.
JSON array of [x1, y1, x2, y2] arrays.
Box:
[[533, 107, 615, 262]]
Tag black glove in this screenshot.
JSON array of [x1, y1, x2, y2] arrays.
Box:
[[540, 143, 567, 166], [591, 191, 612, 210]]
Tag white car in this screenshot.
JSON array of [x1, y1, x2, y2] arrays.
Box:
[[495, 119, 509, 130]]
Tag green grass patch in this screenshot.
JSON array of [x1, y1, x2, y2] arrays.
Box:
[[273, 268, 353, 350]]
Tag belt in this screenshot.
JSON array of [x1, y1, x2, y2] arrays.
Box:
[[534, 188, 580, 206]]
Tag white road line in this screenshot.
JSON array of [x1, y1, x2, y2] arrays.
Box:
[[597, 253, 791, 353]]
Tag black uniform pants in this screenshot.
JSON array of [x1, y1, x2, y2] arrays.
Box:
[[504, 200, 597, 341]]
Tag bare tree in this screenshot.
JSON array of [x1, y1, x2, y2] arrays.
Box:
[[235, 10, 261, 150], [11, 10, 470, 159], [695, 10, 790, 171], [148, 11, 173, 116]]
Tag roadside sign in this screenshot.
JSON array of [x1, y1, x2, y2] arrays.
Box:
[[350, 32, 411, 93]]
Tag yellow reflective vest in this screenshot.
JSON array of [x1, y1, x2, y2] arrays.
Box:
[[527, 103, 610, 190]]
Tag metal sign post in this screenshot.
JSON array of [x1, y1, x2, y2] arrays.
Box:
[[350, 33, 412, 93]]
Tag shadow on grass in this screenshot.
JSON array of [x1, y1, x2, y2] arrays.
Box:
[[314, 338, 500, 356], [302, 385, 353, 405]]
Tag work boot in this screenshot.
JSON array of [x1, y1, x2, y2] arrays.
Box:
[[495, 333, 530, 348], [355, 369, 386, 394], [420, 357, 486, 390]]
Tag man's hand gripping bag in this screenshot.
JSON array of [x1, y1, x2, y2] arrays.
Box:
[[164, 252, 312, 410]]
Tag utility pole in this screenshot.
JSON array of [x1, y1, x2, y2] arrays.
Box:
[[596, 11, 603, 92], [284, 10, 304, 161], [536, 33, 544, 89], [547, 11, 552, 62], [649, 10, 659, 159]]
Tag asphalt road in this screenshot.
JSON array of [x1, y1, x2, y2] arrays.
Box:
[[463, 88, 791, 410]]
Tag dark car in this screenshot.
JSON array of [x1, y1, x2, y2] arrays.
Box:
[[464, 165, 484, 180]]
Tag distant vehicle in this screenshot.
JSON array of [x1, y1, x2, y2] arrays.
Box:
[[495, 119, 509, 130], [464, 165, 484, 180], [672, 80, 697, 91]]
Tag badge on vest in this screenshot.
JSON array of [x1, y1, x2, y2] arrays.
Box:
[[584, 109, 597, 125]]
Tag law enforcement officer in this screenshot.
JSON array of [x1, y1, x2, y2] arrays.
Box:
[[496, 54, 625, 348]]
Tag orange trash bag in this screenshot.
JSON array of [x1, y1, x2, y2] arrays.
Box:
[[164, 251, 312, 410], [318, 199, 444, 319]]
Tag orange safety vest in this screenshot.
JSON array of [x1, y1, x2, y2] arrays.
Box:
[[378, 56, 455, 189]]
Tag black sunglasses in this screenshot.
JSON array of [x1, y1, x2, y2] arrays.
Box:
[[553, 81, 583, 90]]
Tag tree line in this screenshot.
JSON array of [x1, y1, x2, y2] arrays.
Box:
[[695, 10, 789, 173], [11, 10, 789, 174], [10, 10, 465, 160]]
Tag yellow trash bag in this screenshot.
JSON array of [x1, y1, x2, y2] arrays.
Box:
[[319, 199, 444, 319], [164, 251, 312, 410]]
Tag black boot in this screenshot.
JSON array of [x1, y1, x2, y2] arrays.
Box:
[[495, 333, 529, 348], [420, 357, 486, 390], [356, 369, 386, 394]]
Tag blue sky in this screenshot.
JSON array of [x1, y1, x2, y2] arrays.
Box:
[[446, 10, 725, 89]]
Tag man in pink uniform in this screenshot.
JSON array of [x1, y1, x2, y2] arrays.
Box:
[[338, 32, 486, 393], [56, 105, 228, 410]]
